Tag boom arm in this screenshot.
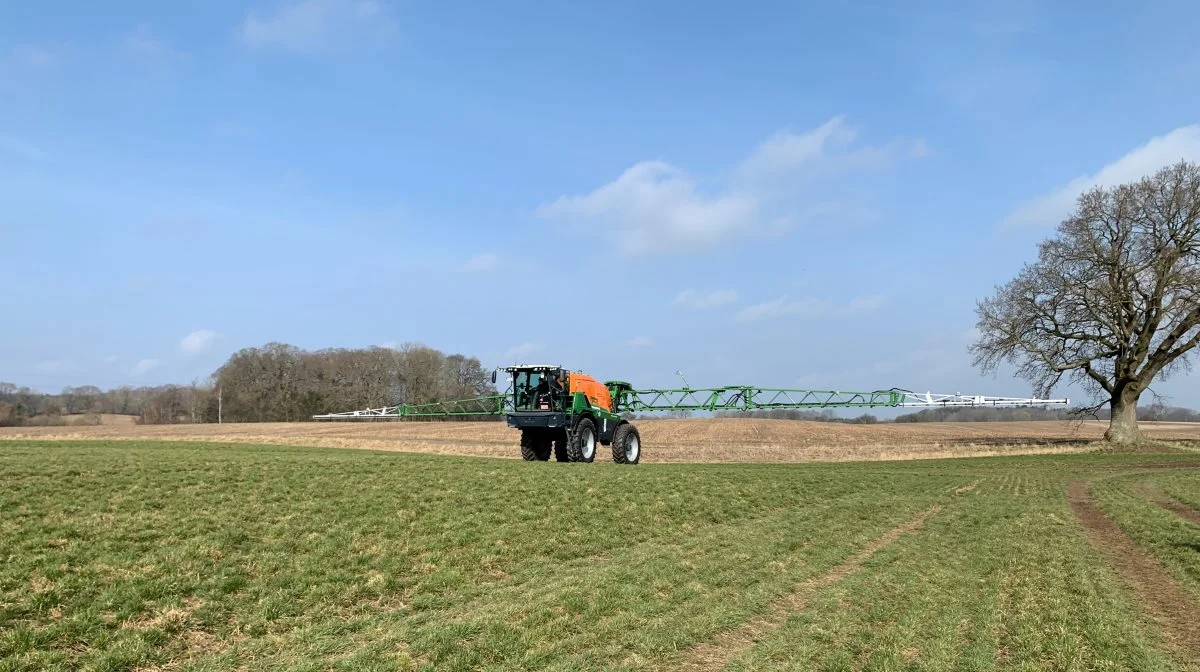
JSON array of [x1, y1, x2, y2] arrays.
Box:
[[312, 386, 1067, 420], [612, 387, 1067, 413]]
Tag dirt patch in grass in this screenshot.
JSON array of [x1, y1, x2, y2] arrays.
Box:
[[1068, 480, 1200, 659], [676, 503, 944, 671], [1139, 480, 1200, 527]]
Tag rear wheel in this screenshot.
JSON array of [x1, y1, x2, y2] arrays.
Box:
[[520, 430, 551, 461], [612, 423, 641, 465], [567, 418, 597, 463]]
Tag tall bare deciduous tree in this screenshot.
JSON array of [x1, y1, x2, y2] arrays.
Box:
[[972, 161, 1200, 444]]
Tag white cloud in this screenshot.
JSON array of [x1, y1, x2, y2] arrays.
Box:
[[463, 252, 500, 272], [179, 329, 220, 355], [130, 359, 160, 376], [538, 161, 758, 256], [626, 336, 654, 348], [505, 342, 543, 361], [240, 0, 395, 52], [104, 355, 120, 364], [1004, 125, 1200, 227], [736, 295, 886, 322], [378, 340, 398, 350], [537, 116, 926, 256], [674, 289, 739, 309]]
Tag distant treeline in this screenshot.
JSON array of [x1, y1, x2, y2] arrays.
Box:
[[0, 342, 494, 426], [893, 404, 1200, 423], [214, 342, 493, 423], [0, 383, 188, 427]]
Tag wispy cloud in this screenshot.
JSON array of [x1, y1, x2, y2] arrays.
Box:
[[240, 0, 396, 52], [36, 359, 70, 374], [104, 355, 120, 364], [130, 359, 160, 376], [1003, 125, 1200, 227], [463, 252, 500, 272], [789, 328, 981, 391], [0, 135, 51, 163], [674, 289, 739, 309], [179, 329, 220, 356], [212, 121, 256, 140], [123, 23, 187, 63], [626, 336, 654, 348], [941, 64, 1043, 119], [537, 116, 926, 256], [735, 116, 927, 190], [8, 45, 59, 70], [505, 342, 543, 361], [736, 295, 885, 322]]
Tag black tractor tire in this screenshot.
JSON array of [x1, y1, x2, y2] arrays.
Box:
[[567, 418, 597, 463], [552, 429, 570, 462], [520, 430, 551, 461], [611, 423, 641, 465]]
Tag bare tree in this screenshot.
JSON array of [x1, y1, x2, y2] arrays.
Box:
[[396, 344, 445, 404], [75, 385, 102, 413], [110, 386, 136, 415], [61, 386, 81, 414], [972, 161, 1200, 444]]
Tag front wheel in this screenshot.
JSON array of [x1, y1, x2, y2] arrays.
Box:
[[612, 423, 641, 465], [567, 418, 597, 463], [520, 430, 551, 461]]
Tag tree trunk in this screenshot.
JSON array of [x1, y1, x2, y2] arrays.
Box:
[[1105, 386, 1144, 445]]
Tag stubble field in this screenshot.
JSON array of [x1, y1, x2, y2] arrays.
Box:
[[5, 418, 1200, 462]]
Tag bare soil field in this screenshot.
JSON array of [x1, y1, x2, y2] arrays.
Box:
[[3, 418, 1199, 462]]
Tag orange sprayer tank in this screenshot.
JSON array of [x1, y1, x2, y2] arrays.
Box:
[[566, 373, 612, 412]]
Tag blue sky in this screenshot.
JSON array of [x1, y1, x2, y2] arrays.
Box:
[[3, 0, 1200, 409]]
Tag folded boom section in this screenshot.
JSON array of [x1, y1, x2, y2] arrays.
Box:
[[312, 394, 508, 420]]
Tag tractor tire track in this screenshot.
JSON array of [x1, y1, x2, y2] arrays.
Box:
[[675, 503, 943, 672], [1067, 480, 1200, 659], [1138, 480, 1200, 527]]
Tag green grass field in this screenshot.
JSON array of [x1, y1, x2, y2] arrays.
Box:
[[2, 441, 1199, 671]]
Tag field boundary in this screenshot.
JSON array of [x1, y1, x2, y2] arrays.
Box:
[[674, 503, 944, 671], [1068, 480, 1200, 659]]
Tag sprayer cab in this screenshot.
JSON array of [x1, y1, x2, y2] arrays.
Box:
[[496, 365, 641, 465]]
